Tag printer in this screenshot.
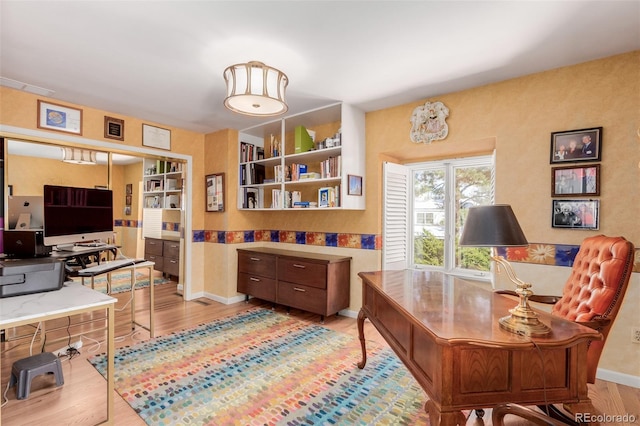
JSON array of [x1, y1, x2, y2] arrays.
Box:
[[0, 257, 65, 298]]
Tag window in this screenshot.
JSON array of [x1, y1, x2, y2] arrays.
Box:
[[383, 155, 495, 277]]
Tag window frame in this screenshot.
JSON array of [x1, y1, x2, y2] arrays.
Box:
[[409, 154, 495, 280]]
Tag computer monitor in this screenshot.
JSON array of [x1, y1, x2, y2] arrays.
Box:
[[7, 196, 44, 230], [42, 185, 113, 248]]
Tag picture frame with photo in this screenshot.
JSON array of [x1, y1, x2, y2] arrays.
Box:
[[551, 164, 600, 197], [550, 127, 602, 163], [552, 199, 599, 230], [205, 173, 224, 212], [347, 174, 363, 196]]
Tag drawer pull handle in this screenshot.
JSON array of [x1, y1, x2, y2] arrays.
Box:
[[293, 264, 306, 269], [169, 260, 177, 264], [170, 244, 179, 249], [293, 287, 306, 292], [250, 257, 261, 261], [250, 277, 261, 282]]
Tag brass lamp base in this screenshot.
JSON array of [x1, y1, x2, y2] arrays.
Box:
[[499, 307, 551, 337]]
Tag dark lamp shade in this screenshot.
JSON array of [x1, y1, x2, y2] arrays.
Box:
[[459, 205, 528, 247]]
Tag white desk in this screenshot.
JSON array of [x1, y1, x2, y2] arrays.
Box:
[[0, 283, 116, 425], [78, 260, 156, 337]]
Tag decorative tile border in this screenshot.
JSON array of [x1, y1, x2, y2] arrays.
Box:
[[115, 220, 180, 232], [194, 229, 639, 272]]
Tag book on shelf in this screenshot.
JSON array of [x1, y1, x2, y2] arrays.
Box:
[[240, 141, 262, 163], [290, 163, 308, 181], [271, 189, 281, 209], [293, 201, 310, 208], [294, 126, 315, 153], [300, 172, 320, 180], [321, 155, 342, 178], [165, 178, 178, 190]]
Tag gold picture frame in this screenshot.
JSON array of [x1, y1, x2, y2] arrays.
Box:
[[37, 100, 83, 135]]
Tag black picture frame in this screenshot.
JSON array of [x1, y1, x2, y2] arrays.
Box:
[[551, 199, 599, 230], [550, 127, 602, 163], [205, 173, 224, 212], [347, 175, 362, 196], [551, 164, 600, 197]]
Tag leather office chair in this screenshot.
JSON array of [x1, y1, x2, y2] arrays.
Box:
[[492, 235, 635, 424]]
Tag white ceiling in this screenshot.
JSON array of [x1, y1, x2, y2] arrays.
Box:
[[1, 1, 639, 135]]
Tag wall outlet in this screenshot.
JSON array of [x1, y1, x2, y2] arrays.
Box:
[[632, 327, 640, 344], [53, 340, 83, 357]]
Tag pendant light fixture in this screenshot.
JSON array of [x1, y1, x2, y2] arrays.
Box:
[[223, 61, 288, 116], [61, 147, 97, 165]]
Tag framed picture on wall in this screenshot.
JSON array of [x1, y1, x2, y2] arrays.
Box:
[[206, 173, 224, 212], [37, 100, 83, 135], [552, 199, 599, 230], [551, 164, 600, 197], [550, 127, 602, 163]]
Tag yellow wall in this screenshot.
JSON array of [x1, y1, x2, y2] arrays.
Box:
[[1, 51, 638, 379]]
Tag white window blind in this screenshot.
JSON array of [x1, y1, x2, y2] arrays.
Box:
[[382, 161, 410, 270]]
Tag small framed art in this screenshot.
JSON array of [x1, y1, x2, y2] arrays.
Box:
[[206, 173, 224, 212], [105, 116, 124, 141], [551, 164, 600, 197], [348, 175, 363, 195], [552, 199, 599, 230], [37, 100, 83, 135], [550, 127, 602, 163]]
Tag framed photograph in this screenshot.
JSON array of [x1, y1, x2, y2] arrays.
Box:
[[37, 100, 82, 135], [104, 116, 124, 141], [348, 174, 363, 196], [551, 164, 600, 197], [142, 124, 171, 150], [206, 173, 224, 212], [318, 188, 330, 207], [126, 183, 133, 195], [552, 199, 599, 230], [550, 127, 602, 163]]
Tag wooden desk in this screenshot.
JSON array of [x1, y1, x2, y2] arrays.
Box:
[[0, 282, 116, 424], [357, 270, 601, 426]]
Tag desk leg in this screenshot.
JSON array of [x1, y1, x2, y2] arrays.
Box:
[[130, 270, 136, 332], [425, 400, 466, 426], [148, 265, 155, 338], [106, 302, 115, 424], [357, 309, 368, 369]]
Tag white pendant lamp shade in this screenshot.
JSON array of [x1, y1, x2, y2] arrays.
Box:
[[61, 147, 97, 165], [223, 61, 288, 116]]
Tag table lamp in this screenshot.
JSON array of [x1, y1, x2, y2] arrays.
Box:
[[459, 205, 551, 336]]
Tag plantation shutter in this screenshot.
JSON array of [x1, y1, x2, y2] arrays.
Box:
[[382, 161, 411, 270]]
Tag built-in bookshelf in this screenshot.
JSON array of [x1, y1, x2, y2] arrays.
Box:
[[237, 103, 365, 210], [143, 158, 184, 210]]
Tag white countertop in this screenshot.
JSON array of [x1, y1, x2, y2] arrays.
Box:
[[0, 281, 116, 326]]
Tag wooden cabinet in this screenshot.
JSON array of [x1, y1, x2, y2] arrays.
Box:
[[237, 247, 351, 320], [237, 103, 365, 210], [144, 237, 180, 279]]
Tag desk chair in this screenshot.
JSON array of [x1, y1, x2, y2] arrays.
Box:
[[494, 235, 635, 424]]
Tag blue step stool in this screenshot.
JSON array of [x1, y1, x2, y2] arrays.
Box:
[[10, 352, 64, 399]]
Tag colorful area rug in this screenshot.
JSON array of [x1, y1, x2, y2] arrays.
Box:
[[72, 272, 171, 295], [88, 308, 430, 425]]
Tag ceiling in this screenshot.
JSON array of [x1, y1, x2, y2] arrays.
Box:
[[1, 1, 639, 135]]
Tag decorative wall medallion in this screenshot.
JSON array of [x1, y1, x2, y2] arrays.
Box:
[[410, 101, 449, 144]]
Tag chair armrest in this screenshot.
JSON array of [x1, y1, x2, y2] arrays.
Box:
[[576, 317, 611, 332], [495, 290, 561, 304]]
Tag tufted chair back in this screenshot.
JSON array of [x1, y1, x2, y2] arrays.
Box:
[[551, 235, 634, 383]]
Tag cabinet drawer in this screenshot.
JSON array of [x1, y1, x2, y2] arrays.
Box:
[[238, 252, 277, 279], [278, 281, 327, 315], [164, 257, 180, 276], [145, 238, 163, 256], [238, 272, 276, 302], [163, 240, 180, 258], [278, 258, 326, 289], [146, 254, 164, 272]]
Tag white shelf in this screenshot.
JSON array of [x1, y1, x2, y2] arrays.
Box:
[[237, 103, 365, 211], [143, 159, 184, 209]]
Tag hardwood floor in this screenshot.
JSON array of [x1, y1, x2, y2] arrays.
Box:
[[2, 282, 639, 425]]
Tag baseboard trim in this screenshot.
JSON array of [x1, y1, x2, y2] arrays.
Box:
[[596, 368, 640, 388]]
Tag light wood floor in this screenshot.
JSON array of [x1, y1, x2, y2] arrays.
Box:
[[1, 282, 639, 425]]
